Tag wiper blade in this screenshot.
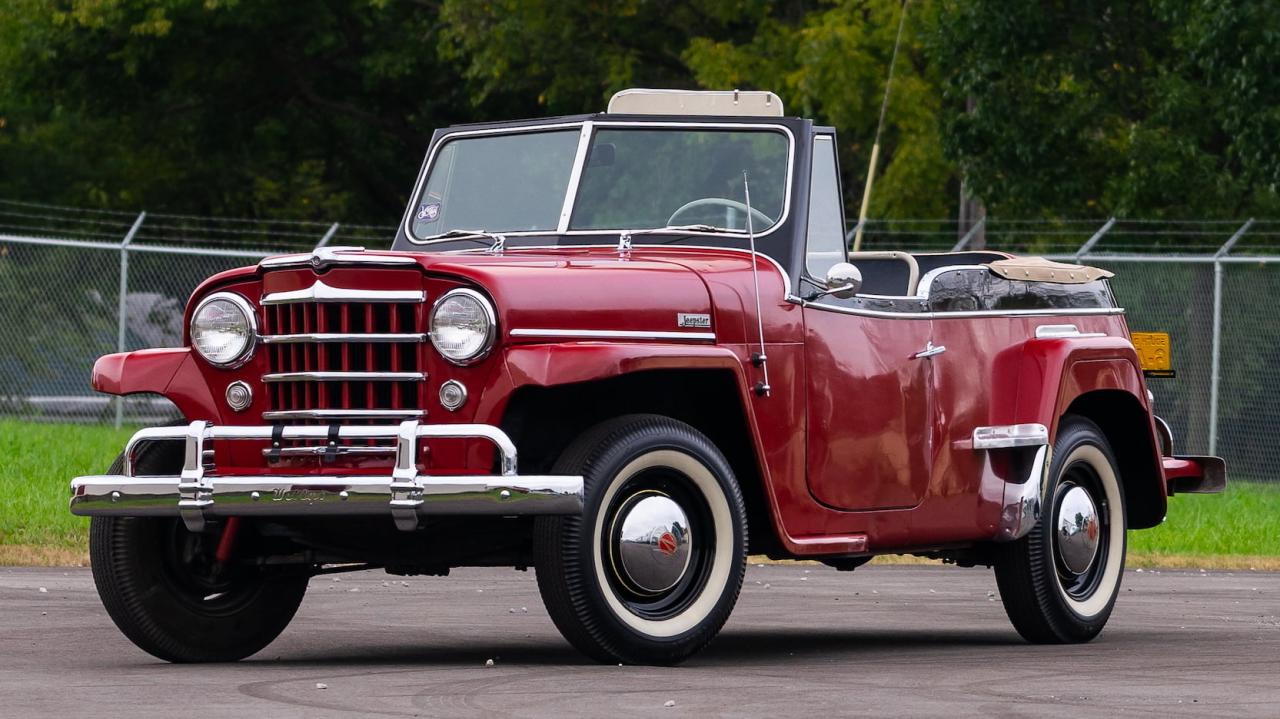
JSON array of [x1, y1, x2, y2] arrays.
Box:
[[644, 224, 747, 244], [419, 228, 505, 243], [648, 223, 744, 235]]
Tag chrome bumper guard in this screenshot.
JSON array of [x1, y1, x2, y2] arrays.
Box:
[[70, 421, 584, 532], [973, 423, 1051, 542]]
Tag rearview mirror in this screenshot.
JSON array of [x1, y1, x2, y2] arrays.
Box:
[[825, 262, 861, 299]]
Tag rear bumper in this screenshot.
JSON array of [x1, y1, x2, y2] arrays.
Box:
[[70, 421, 584, 532], [1163, 455, 1227, 495]]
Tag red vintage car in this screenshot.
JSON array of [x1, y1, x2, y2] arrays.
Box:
[[71, 89, 1224, 665]]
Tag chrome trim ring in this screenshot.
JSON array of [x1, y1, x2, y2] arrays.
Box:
[[429, 288, 497, 366], [190, 291, 258, 369], [1055, 484, 1101, 575], [224, 381, 253, 412], [439, 380, 468, 412], [1050, 448, 1121, 616], [612, 492, 693, 595]]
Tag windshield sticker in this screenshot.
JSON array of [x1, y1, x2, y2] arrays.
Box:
[[416, 202, 441, 223]]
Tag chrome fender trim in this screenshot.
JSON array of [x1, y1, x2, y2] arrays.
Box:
[[972, 423, 1051, 542], [992, 445, 1050, 542]]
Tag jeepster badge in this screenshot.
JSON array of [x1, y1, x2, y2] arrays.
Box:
[[677, 313, 711, 329]]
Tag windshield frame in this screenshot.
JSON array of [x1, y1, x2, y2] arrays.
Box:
[[402, 119, 796, 245]]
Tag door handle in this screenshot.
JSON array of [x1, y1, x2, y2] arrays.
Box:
[[913, 341, 946, 359]]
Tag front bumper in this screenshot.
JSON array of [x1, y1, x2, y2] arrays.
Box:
[[70, 421, 584, 532]]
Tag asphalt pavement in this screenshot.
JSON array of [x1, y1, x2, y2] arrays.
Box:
[[2, 563, 1278, 717]]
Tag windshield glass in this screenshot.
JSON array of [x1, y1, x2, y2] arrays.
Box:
[[570, 128, 789, 233], [411, 129, 579, 237], [409, 125, 791, 241]]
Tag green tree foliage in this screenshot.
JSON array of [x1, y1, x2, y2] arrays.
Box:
[[1, 0, 1278, 223], [682, 0, 952, 219], [0, 0, 472, 220], [932, 0, 1280, 219]]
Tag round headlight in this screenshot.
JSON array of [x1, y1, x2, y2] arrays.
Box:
[[430, 288, 496, 364], [190, 292, 257, 368]]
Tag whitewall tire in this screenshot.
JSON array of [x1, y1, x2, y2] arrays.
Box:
[[994, 415, 1127, 643], [533, 414, 748, 665]]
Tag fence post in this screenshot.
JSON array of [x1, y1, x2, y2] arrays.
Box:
[[315, 222, 340, 248], [1074, 217, 1116, 261], [114, 212, 146, 429], [1208, 218, 1255, 455], [951, 216, 986, 252]]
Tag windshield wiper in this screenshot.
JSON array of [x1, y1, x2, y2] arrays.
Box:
[[619, 224, 746, 245], [419, 228, 506, 252]]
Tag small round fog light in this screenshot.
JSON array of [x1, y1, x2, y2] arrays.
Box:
[[439, 380, 467, 412], [225, 380, 253, 412]]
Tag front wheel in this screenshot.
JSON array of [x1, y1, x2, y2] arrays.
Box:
[[994, 415, 1127, 643], [89, 446, 309, 663], [533, 415, 748, 665]]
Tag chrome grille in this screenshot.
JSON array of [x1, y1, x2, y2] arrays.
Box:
[[259, 294, 426, 423]]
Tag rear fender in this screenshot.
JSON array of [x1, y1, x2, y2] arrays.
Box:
[[994, 336, 1167, 528]]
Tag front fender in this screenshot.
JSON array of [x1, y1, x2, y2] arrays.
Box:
[[91, 348, 188, 395], [503, 342, 751, 388], [90, 348, 222, 423], [497, 341, 807, 553]]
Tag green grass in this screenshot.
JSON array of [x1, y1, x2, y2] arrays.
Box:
[[0, 419, 136, 551], [0, 420, 1276, 565], [1129, 481, 1280, 557]]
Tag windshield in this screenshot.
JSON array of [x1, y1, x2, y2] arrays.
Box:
[[409, 125, 791, 241], [570, 129, 788, 232], [411, 129, 579, 238]]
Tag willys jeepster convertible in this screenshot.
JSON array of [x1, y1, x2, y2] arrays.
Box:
[[71, 89, 1225, 665]]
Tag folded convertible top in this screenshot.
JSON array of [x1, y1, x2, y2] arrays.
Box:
[[988, 257, 1115, 283]]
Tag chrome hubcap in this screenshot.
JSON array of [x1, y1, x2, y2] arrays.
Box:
[[1056, 485, 1101, 575], [612, 493, 692, 595]]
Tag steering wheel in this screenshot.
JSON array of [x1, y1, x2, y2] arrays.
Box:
[[667, 198, 774, 229]]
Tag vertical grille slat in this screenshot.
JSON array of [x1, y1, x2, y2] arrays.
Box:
[[260, 277, 425, 427]]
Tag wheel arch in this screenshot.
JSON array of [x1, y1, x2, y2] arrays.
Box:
[[499, 366, 781, 556], [1062, 389, 1166, 529]]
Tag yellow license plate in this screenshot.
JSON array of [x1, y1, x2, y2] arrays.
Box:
[[1132, 332, 1173, 375]]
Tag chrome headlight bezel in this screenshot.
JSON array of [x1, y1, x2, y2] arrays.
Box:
[[190, 291, 258, 369], [429, 288, 497, 365]]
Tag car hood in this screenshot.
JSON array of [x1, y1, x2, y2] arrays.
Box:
[[195, 245, 784, 345], [417, 247, 719, 342]]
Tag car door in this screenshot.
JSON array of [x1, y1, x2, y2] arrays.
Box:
[[800, 134, 934, 511]]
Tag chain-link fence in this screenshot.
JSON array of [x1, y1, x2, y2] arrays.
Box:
[[0, 199, 397, 424], [1, 200, 1276, 482]]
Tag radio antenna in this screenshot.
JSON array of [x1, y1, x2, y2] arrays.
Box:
[[852, 0, 910, 252], [742, 171, 770, 397]]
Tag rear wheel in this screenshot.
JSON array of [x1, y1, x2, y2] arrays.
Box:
[[533, 415, 747, 665], [90, 443, 309, 663], [994, 416, 1127, 643]]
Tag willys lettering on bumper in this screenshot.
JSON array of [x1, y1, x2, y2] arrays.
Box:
[[70, 420, 584, 532]]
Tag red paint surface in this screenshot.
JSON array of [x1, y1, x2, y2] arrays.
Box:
[[92, 245, 1173, 558]]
